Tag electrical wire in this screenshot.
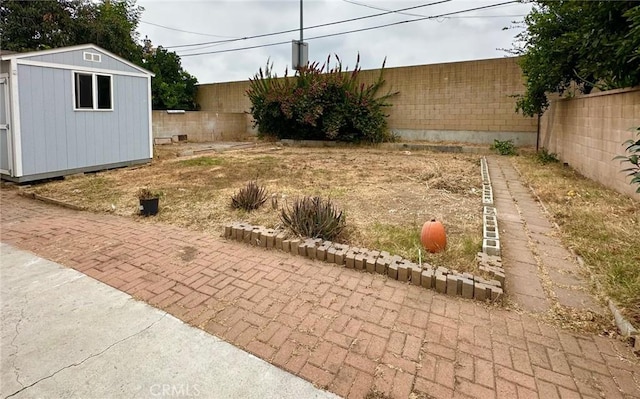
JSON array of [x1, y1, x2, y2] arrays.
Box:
[[341, 0, 524, 19], [166, 0, 452, 49], [140, 20, 237, 38], [341, 0, 431, 18], [178, 0, 519, 57]]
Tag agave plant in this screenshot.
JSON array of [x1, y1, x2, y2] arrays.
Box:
[[280, 196, 346, 240], [231, 181, 268, 211]]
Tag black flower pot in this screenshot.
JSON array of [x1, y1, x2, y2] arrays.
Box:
[[139, 197, 159, 216]]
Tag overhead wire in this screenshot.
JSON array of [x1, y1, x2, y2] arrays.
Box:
[[178, 0, 520, 57], [139, 20, 237, 38], [166, 0, 453, 49], [341, 0, 524, 19]]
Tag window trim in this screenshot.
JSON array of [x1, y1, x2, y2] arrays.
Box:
[[72, 71, 113, 112]]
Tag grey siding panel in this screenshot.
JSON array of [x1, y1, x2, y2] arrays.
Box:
[[0, 77, 8, 172], [24, 49, 142, 74], [17, 65, 150, 177], [42, 67, 60, 172], [1, 60, 9, 75], [19, 66, 36, 174], [32, 66, 48, 173]]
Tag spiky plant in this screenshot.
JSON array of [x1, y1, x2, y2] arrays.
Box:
[[280, 196, 346, 240], [231, 181, 268, 211]]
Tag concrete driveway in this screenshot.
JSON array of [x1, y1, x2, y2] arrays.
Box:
[[0, 243, 338, 399]]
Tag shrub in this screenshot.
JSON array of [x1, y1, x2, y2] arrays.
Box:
[[614, 127, 640, 193], [536, 148, 559, 164], [231, 181, 268, 211], [246, 54, 398, 143], [491, 139, 517, 155], [280, 196, 346, 240]]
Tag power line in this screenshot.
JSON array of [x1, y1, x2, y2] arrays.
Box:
[[179, 1, 519, 58], [341, 0, 430, 18], [139, 20, 237, 39], [341, 0, 524, 19], [166, 0, 452, 49]]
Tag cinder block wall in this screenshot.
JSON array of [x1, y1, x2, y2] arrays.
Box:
[[198, 81, 251, 114], [357, 57, 537, 144], [152, 111, 250, 142], [539, 87, 640, 198], [196, 57, 538, 145]]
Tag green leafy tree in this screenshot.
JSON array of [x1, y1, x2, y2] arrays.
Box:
[[0, 0, 80, 51], [77, 0, 143, 64], [142, 43, 199, 110], [512, 1, 640, 116], [0, 0, 142, 63], [1, 0, 198, 110]]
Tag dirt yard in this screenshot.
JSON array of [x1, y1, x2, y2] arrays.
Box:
[[24, 144, 484, 272]]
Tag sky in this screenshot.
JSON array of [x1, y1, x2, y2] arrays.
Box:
[[136, 0, 533, 84]]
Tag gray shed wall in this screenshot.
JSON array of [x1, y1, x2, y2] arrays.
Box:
[[1, 60, 9, 75], [17, 64, 150, 176], [23, 48, 141, 74]]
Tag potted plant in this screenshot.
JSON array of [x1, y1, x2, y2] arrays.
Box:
[[137, 188, 160, 216]]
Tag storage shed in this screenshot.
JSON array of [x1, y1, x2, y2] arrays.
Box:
[[0, 44, 154, 182]]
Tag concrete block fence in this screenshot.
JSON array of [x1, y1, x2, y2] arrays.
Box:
[[222, 156, 508, 303], [479, 157, 506, 290], [481, 157, 501, 257]]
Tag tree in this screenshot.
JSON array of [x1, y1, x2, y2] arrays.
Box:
[[1, 0, 198, 110], [77, 0, 143, 65], [142, 43, 199, 110], [0, 0, 142, 63], [512, 1, 640, 116], [0, 0, 80, 51]]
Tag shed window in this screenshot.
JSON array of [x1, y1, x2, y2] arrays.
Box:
[[97, 75, 112, 109], [73, 72, 112, 111]]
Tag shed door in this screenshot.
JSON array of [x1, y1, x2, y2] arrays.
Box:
[[0, 75, 10, 175]]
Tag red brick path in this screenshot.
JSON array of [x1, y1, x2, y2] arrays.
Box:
[[1, 189, 638, 399]]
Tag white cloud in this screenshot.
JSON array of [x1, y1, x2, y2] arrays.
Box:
[[137, 0, 531, 83]]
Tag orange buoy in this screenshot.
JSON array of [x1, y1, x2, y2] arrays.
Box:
[[420, 218, 447, 253]]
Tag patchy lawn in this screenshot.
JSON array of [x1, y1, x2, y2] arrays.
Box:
[[512, 155, 640, 325], [25, 145, 484, 273]]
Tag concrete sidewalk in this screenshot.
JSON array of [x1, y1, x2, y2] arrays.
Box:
[[0, 243, 338, 399]]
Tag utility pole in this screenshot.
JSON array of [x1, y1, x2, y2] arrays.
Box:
[[293, 0, 308, 70]]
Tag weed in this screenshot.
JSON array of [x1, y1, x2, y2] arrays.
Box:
[[369, 222, 421, 261], [281, 196, 346, 240], [179, 157, 224, 167], [231, 181, 268, 211], [491, 139, 517, 156], [364, 389, 392, 399], [137, 188, 160, 200], [613, 126, 640, 193], [535, 148, 559, 164]]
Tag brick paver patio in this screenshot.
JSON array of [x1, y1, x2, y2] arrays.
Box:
[[1, 187, 638, 399]]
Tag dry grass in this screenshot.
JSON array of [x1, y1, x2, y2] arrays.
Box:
[[512, 155, 640, 325], [26, 145, 483, 272]]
